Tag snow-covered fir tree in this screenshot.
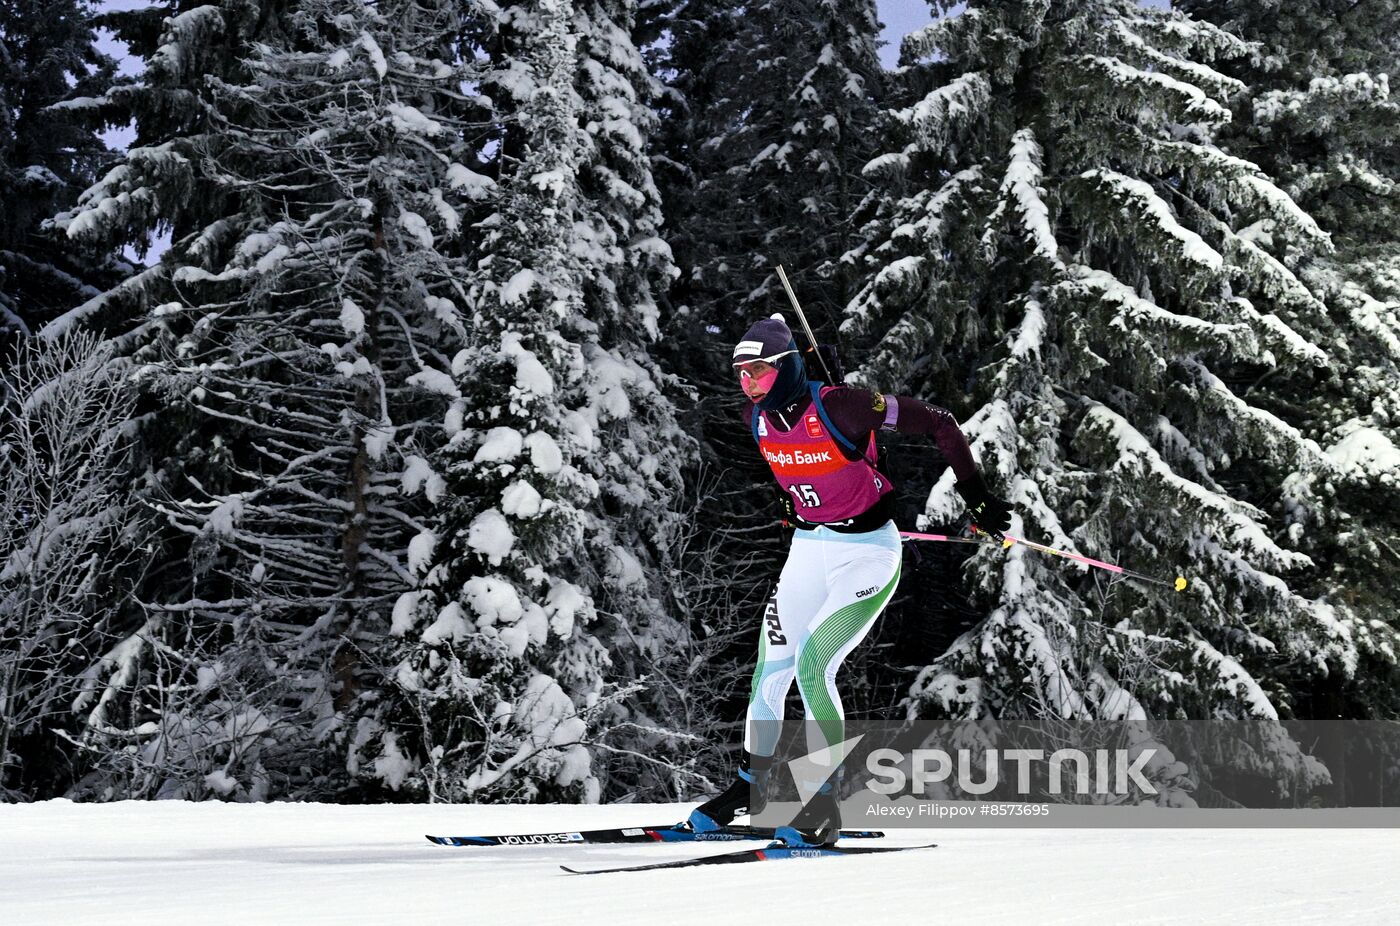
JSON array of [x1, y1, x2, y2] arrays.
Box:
[[0, 0, 121, 337], [47, 0, 487, 799], [843, 0, 1400, 754], [1174, 0, 1400, 720], [659, 0, 884, 324], [42, 0, 301, 338], [379, 0, 692, 802]]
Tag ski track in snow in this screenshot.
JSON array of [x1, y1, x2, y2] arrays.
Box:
[[2, 802, 1397, 925]]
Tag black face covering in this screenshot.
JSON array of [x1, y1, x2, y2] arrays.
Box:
[[756, 346, 809, 410]]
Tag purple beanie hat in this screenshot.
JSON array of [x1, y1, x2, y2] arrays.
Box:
[[732, 314, 798, 365]]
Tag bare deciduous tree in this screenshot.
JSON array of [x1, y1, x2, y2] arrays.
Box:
[[0, 331, 147, 797]]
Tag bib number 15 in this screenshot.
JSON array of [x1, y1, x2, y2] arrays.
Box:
[[788, 483, 821, 508]]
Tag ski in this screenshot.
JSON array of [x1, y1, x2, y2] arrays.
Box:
[[425, 823, 885, 847], [560, 841, 937, 875]]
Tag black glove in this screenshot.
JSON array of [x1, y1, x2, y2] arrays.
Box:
[[955, 476, 1013, 540], [778, 487, 796, 524]]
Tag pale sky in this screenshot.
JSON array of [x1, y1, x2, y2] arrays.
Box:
[[876, 0, 944, 69]]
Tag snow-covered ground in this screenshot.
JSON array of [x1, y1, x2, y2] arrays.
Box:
[[2, 801, 1397, 925]]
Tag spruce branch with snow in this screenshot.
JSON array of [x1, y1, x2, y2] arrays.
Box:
[[846, 0, 1398, 753], [42, 1, 276, 337], [1178, 0, 1400, 720], [658, 0, 885, 328], [0, 0, 124, 338]]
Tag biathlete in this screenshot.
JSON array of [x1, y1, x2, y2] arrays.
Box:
[[688, 314, 1012, 846]]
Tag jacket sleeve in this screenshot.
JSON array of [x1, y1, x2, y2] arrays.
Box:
[[822, 387, 979, 483]]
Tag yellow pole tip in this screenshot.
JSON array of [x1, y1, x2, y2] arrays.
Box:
[[1174, 577, 1188, 592], [1002, 538, 1013, 549]]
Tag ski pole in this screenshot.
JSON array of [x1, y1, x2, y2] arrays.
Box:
[[899, 529, 1189, 592], [774, 264, 836, 383]]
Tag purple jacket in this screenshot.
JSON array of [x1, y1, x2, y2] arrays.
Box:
[[745, 386, 978, 522]]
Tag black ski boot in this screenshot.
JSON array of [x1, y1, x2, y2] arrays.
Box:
[[775, 777, 842, 847], [687, 754, 772, 833]]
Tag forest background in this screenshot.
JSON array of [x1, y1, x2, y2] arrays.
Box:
[[1, 0, 1398, 806]]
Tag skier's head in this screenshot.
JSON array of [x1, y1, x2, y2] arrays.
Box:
[[732, 314, 807, 409]]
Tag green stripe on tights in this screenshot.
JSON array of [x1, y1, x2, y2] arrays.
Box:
[[796, 561, 901, 749]]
